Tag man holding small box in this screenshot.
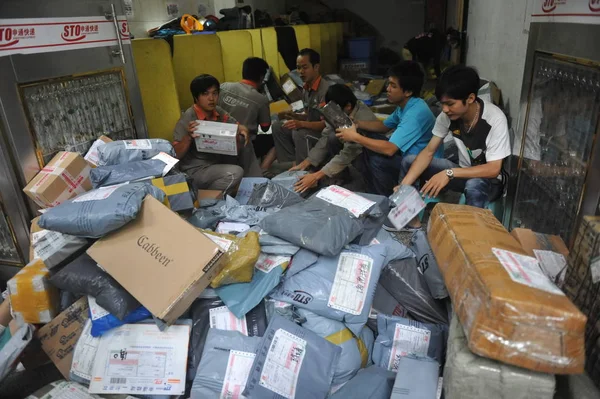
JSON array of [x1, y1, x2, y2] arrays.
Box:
[[173, 74, 262, 195]]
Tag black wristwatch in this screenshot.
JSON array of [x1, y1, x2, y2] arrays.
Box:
[[446, 169, 454, 180]]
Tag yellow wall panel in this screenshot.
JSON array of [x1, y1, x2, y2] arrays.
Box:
[[320, 24, 333, 74], [131, 39, 181, 141], [308, 24, 322, 56], [217, 31, 253, 82], [292, 25, 311, 51], [334, 22, 344, 52], [260, 28, 281, 77], [247, 29, 264, 58], [173, 34, 225, 110]]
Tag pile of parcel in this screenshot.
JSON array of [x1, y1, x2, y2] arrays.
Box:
[[0, 134, 594, 399]]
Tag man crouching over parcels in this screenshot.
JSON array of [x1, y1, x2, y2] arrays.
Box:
[[173, 74, 262, 195]]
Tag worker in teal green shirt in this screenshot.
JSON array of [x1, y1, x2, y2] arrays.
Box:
[[336, 61, 443, 196]]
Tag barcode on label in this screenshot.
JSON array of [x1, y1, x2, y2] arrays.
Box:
[[110, 377, 127, 384]]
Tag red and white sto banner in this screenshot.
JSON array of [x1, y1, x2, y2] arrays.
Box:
[[0, 16, 130, 57], [532, 0, 600, 24]]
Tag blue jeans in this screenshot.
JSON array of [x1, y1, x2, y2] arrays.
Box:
[[400, 155, 503, 208], [358, 133, 404, 196]]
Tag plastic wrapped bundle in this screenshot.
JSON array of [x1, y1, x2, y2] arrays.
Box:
[[298, 308, 372, 387], [188, 298, 267, 383], [97, 138, 175, 166], [90, 159, 169, 188], [200, 230, 260, 288], [330, 365, 395, 399], [429, 203, 586, 373], [270, 244, 387, 335], [190, 329, 261, 399], [373, 314, 447, 372], [49, 253, 140, 320], [444, 314, 555, 399], [380, 257, 449, 325], [271, 170, 309, 192], [318, 101, 353, 129], [247, 180, 304, 209], [0, 323, 34, 381], [30, 226, 90, 270], [242, 315, 342, 399], [411, 230, 448, 299], [352, 193, 392, 246], [259, 196, 364, 256], [38, 183, 165, 238], [216, 253, 291, 319]]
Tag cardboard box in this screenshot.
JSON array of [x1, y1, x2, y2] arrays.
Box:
[[280, 73, 303, 103], [193, 120, 239, 156], [428, 203, 586, 374], [87, 196, 225, 325], [36, 297, 89, 378], [365, 79, 386, 96], [84, 135, 113, 167], [7, 258, 59, 324], [511, 228, 569, 258], [23, 151, 92, 208], [151, 174, 194, 212], [270, 99, 292, 116]]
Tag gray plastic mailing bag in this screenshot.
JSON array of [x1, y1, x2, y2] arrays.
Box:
[[90, 159, 168, 188], [97, 139, 175, 166], [330, 365, 395, 399], [247, 181, 304, 209], [410, 230, 448, 299]]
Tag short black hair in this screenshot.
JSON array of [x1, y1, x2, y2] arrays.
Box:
[[298, 48, 320, 66], [242, 57, 269, 83], [190, 74, 220, 101], [325, 84, 357, 110], [435, 65, 480, 102], [388, 61, 424, 97]]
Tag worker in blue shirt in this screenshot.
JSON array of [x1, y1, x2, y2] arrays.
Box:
[[336, 61, 443, 196]]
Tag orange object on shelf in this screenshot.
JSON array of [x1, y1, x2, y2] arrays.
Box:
[[181, 14, 203, 34]]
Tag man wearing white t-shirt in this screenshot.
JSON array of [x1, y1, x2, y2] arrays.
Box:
[[392, 65, 510, 230]]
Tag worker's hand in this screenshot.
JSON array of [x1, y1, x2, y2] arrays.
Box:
[[289, 159, 312, 172], [420, 171, 450, 198], [238, 125, 250, 146], [188, 121, 200, 139], [393, 185, 400, 193], [294, 172, 322, 193], [335, 124, 360, 143], [283, 119, 304, 130]]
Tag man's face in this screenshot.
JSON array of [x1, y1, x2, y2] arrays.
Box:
[[440, 94, 474, 120], [297, 55, 319, 83], [386, 76, 411, 105], [196, 86, 219, 112]]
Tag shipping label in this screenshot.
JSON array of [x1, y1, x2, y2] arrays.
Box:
[[259, 329, 306, 399], [72, 184, 121, 203], [88, 296, 110, 321], [533, 249, 567, 285], [209, 306, 248, 335], [255, 254, 291, 274], [282, 80, 297, 95], [220, 350, 255, 399], [328, 252, 373, 315], [387, 323, 431, 372], [316, 185, 375, 217], [151, 152, 179, 176], [493, 248, 565, 295], [31, 229, 69, 261], [388, 188, 425, 230], [124, 139, 152, 150], [204, 234, 234, 253], [70, 319, 101, 382]]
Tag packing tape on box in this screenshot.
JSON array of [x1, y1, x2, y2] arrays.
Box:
[[30, 154, 91, 206], [8, 259, 58, 323], [151, 177, 190, 209], [325, 327, 369, 368]]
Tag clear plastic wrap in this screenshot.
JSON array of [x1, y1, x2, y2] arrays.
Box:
[[270, 244, 387, 335], [30, 228, 90, 270], [49, 253, 140, 320], [297, 308, 373, 387], [259, 196, 364, 256], [271, 170, 309, 192], [379, 257, 449, 325], [444, 314, 556, 399], [38, 183, 165, 238], [318, 101, 353, 129], [216, 253, 291, 319], [372, 314, 447, 371], [200, 230, 260, 288], [90, 158, 167, 188], [188, 299, 267, 384], [330, 365, 395, 399], [97, 138, 175, 166], [410, 229, 448, 299], [7, 259, 59, 324], [0, 323, 34, 382], [247, 180, 304, 209], [242, 315, 342, 399], [429, 203, 587, 374], [190, 329, 261, 399]]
